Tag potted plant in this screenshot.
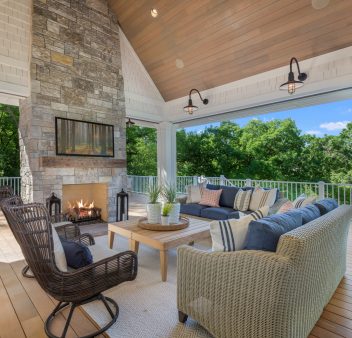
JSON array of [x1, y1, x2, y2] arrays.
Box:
[[146, 184, 161, 223], [162, 184, 180, 224], [161, 203, 173, 225]]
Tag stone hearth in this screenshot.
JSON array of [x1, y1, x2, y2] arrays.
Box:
[[19, 0, 126, 221]]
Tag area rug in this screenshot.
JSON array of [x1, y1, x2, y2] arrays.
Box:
[[82, 236, 213, 338]]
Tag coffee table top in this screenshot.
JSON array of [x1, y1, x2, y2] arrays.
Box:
[[108, 217, 211, 250]]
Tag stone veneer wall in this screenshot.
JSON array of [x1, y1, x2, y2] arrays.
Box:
[[19, 0, 126, 221]]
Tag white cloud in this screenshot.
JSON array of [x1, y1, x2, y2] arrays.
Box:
[[320, 121, 350, 131], [305, 130, 322, 136]]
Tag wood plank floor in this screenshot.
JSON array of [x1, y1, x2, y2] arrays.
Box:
[[1, 206, 352, 337]]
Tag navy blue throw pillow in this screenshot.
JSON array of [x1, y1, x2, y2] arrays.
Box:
[[296, 204, 321, 224], [244, 210, 303, 252], [60, 238, 93, 269], [206, 184, 220, 190], [314, 198, 338, 215]]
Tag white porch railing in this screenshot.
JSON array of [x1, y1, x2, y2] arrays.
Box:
[[127, 175, 352, 205], [0, 177, 21, 195]]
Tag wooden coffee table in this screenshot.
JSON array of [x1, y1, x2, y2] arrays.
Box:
[[108, 217, 211, 282]]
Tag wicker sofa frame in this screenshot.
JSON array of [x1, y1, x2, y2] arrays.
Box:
[[2, 200, 138, 338], [177, 205, 352, 338]]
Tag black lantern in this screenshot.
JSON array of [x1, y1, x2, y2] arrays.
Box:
[[183, 89, 209, 114], [46, 192, 61, 217], [279, 57, 308, 95], [116, 189, 129, 221]]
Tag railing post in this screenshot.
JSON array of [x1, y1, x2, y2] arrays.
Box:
[[220, 175, 225, 186], [193, 176, 198, 185], [245, 178, 252, 187], [318, 181, 325, 200]]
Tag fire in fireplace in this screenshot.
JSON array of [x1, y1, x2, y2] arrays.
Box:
[[66, 199, 102, 223]]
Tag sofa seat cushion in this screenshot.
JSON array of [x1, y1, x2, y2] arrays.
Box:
[[210, 206, 269, 251], [296, 204, 321, 224], [180, 203, 208, 217], [314, 198, 338, 215], [201, 207, 235, 220], [244, 210, 303, 252], [219, 185, 240, 208], [89, 244, 117, 262]]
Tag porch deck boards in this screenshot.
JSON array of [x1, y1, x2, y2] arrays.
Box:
[[1, 207, 352, 337]]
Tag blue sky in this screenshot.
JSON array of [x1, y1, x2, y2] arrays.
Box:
[[183, 99, 352, 136]]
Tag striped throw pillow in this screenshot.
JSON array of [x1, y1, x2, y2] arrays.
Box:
[[233, 189, 252, 211], [210, 206, 269, 252], [249, 187, 277, 211], [199, 188, 222, 207], [277, 200, 294, 214], [293, 195, 317, 208]]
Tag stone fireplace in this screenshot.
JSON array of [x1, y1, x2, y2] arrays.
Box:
[[19, 0, 126, 221]]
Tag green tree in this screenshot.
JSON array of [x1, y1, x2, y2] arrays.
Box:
[[0, 104, 20, 177], [126, 125, 157, 176]]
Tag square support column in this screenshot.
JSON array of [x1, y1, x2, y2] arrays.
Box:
[[157, 122, 177, 187]]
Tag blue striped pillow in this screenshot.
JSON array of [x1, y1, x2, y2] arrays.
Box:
[[210, 206, 269, 252]]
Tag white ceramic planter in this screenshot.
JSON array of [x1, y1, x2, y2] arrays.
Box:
[[146, 203, 161, 223], [161, 215, 170, 225], [168, 203, 180, 224]]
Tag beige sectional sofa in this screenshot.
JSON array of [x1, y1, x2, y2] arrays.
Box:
[[177, 205, 352, 338]]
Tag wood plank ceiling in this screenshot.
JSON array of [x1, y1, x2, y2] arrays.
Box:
[[109, 0, 352, 101]]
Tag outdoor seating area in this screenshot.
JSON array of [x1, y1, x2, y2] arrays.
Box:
[[1, 0, 352, 337]]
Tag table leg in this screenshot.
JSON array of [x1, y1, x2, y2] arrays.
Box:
[[160, 250, 168, 282], [129, 239, 139, 254], [108, 230, 115, 249]]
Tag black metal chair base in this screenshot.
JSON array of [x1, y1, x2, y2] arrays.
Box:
[[22, 264, 35, 278], [44, 294, 119, 338]]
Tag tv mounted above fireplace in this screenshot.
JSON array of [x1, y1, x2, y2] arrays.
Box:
[[55, 117, 114, 157]]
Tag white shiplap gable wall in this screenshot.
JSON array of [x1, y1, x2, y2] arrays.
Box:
[[119, 27, 165, 124]]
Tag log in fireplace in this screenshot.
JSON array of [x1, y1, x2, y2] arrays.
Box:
[[66, 199, 102, 223]]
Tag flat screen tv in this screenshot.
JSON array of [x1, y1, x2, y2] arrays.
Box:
[[55, 117, 114, 157]]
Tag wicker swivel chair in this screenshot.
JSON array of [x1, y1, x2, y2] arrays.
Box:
[[2, 202, 138, 338], [0, 185, 14, 201]]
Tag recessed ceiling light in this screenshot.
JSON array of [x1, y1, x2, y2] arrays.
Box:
[[176, 59, 184, 69], [151, 8, 158, 18], [311, 0, 330, 9]]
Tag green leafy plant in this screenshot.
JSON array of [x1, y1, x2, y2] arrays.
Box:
[[161, 203, 173, 217], [162, 184, 177, 203], [147, 184, 161, 204]]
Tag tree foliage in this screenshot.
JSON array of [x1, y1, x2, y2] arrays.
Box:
[[0, 104, 20, 177], [127, 119, 352, 183]]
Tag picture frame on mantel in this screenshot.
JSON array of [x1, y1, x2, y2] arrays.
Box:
[[55, 117, 115, 157]]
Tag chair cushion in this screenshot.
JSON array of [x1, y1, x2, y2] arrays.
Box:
[[180, 203, 208, 217], [244, 210, 303, 252], [219, 185, 240, 208], [249, 187, 277, 211], [233, 189, 252, 211], [199, 188, 222, 207], [314, 198, 338, 215], [296, 204, 321, 224], [200, 207, 234, 220], [51, 224, 68, 272], [89, 244, 117, 262], [210, 206, 269, 251], [60, 238, 93, 269]]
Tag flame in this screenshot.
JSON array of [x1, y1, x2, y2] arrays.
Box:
[[67, 199, 95, 209], [77, 199, 85, 208], [88, 201, 95, 208]]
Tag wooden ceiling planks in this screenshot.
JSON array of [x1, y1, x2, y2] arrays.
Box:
[[109, 0, 352, 101]]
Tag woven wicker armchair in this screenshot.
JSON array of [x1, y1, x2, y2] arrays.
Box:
[[177, 205, 352, 338], [2, 201, 138, 338], [0, 185, 14, 201]]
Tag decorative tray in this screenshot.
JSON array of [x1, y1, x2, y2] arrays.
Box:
[[138, 217, 189, 231]]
